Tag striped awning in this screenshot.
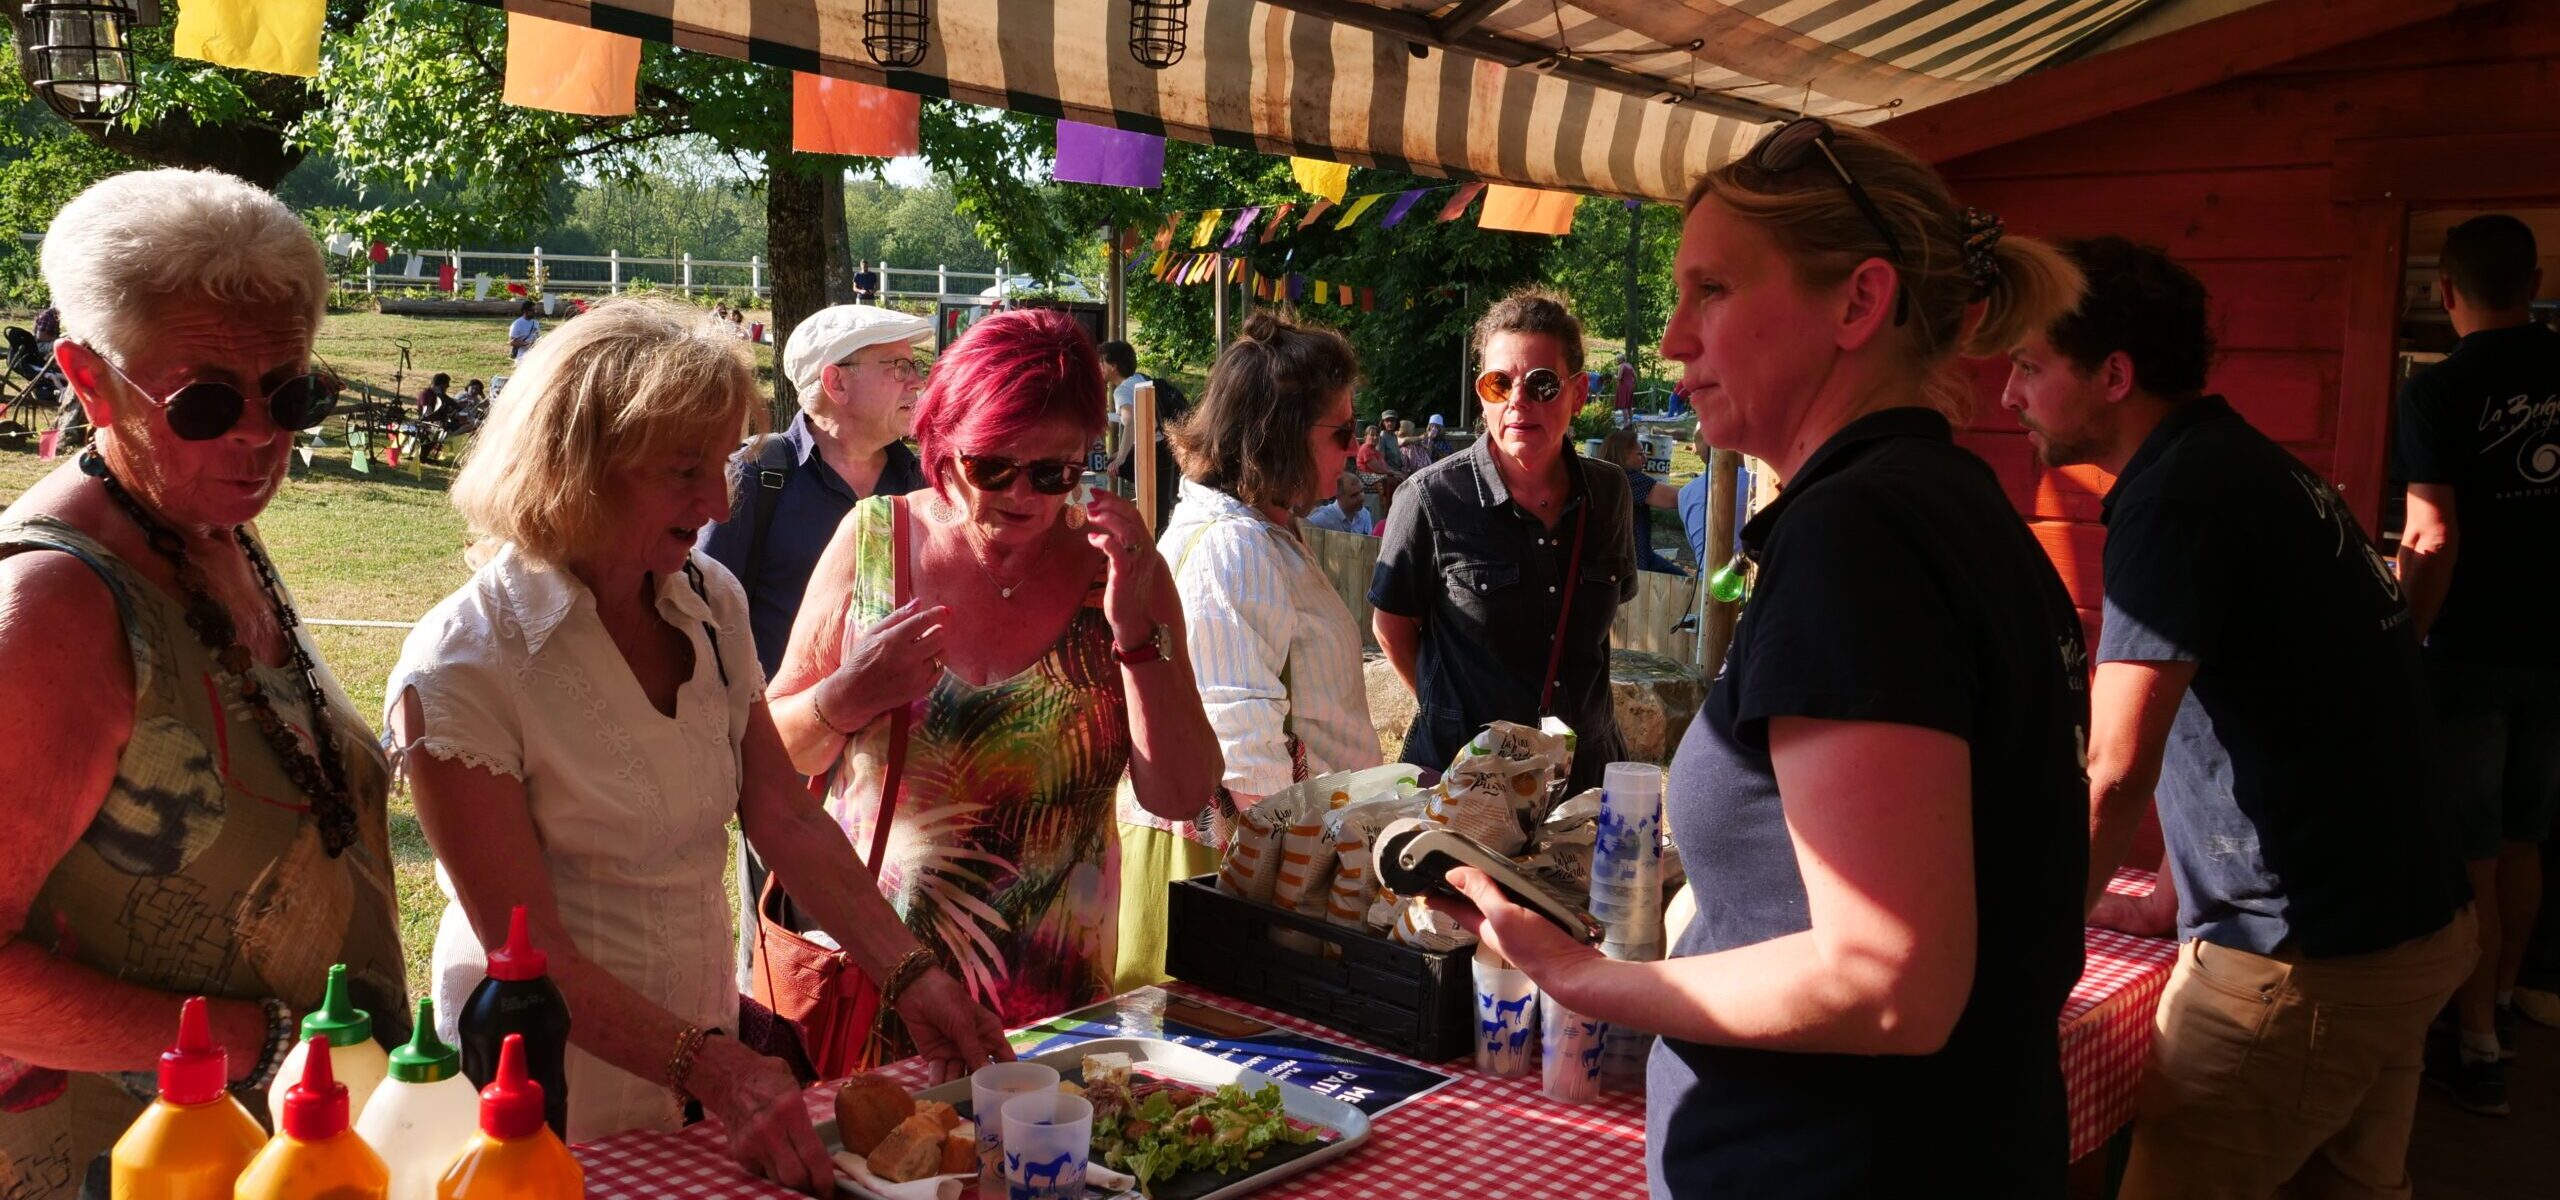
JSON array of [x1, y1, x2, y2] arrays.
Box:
[[497, 0, 2251, 202]]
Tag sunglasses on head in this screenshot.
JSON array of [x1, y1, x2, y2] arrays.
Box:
[[1312, 421, 1357, 451], [957, 453, 1084, 495], [1475, 367, 1565, 407], [91, 348, 342, 441], [1748, 117, 1911, 327]]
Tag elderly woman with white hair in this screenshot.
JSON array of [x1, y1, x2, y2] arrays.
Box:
[[0, 170, 409, 1191], [386, 296, 1009, 1194]]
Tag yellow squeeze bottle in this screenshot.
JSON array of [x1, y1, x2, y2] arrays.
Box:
[[234, 1035, 390, 1200], [436, 1034, 583, 1199], [110, 996, 269, 1200]]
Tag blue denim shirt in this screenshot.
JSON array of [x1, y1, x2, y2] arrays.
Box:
[[697, 411, 928, 678]]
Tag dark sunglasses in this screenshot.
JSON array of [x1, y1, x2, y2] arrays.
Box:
[[957, 454, 1084, 495], [1312, 421, 1357, 451], [1749, 117, 1911, 326], [1475, 367, 1565, 406], [93, 348, 342, 441]]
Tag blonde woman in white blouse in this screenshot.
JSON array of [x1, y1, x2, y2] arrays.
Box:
[[1114, 312, 1382, 991], [385, 298, 1008, 1195]]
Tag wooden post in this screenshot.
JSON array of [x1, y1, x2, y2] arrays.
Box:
[[1133, 379, 1159, 538], [681, 252, 693, 296], [1105, 221, 1127, 342], [1212, 253, 1228, 349], [1699, 448, 1743, 675]]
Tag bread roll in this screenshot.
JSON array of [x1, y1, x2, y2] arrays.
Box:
[[834, 1073, 915, 1156], [939, 1124, 976, 1175], [868, 1114, 949, 1183], [914, 1098, 962, 1132]]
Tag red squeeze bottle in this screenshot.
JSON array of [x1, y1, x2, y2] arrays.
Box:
[[231, 1035, 390, 1199], [434, 1035, 584, 1199], [456, 906, 571, 1137], [109, 997, 269, 1200]]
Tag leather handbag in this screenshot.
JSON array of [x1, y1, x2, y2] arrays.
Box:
[[749, 497, 916, 1078]]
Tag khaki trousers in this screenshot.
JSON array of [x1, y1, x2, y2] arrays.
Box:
[[2120, 907, 2477, 1200]]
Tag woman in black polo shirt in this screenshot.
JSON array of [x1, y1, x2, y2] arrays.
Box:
[[1436, 121, 2092, 1197]]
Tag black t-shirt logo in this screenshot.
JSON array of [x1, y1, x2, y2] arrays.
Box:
[[2475, 391, 2560, 486]]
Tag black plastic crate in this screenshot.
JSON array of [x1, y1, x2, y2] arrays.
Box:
[[1164, 874, 1476, 1062]]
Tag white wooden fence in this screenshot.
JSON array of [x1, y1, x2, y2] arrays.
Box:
[[335, 245, 1024, 302]]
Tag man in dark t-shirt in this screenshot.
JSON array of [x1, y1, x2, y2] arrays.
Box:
[[2395, 213, 2560, 1112], [2003, 237, 2471, 1196]]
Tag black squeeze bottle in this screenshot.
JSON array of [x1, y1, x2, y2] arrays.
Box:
[[458, 905, 572, 1137]]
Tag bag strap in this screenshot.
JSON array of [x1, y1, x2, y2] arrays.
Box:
[[864, 497, 916, 871], [741, 432, 797, 610], [1537, 499, 1589, 719]]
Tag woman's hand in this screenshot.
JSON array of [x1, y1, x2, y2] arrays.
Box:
[[829, 598, 948, 722], [1077, 490, 1165, 648], [1429, 867, 1608, 996], [2088, 889, 2175, 939], [894, 968, 1015, 1085], [691, 1035, 836, 1194]]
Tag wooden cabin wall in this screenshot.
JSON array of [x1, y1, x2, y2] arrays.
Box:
[[1934, 0, 2560, 636]]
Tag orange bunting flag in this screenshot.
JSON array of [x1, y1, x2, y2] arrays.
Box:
[[1153, 215, 1181, 256], [1333, 193, 1386, 230], [1334, 283, 1351, 307], [1228, 258, 1245, 283], [1258, 204, 1294, 244], [1360, 287, 1377, 312], [1478, 185, 1579, 235], [1297, 198, 1335, 231], [792, 73, 920, 157], [504, 13, 641, 116], [1436, 182, 1488, 222]]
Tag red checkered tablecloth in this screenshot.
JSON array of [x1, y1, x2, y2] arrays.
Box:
[[578, 871, 2177, 1197]]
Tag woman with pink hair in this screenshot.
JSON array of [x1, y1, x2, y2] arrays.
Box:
[[770, 309, 1222, 1064]]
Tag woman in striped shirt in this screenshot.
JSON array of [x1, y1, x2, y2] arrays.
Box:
[[1113, 313, 1384, 990]]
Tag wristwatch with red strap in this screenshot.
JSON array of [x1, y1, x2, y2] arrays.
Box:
[[1111, 621, 1165, 664]]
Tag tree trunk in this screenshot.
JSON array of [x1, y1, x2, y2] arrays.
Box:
[[766, 155, 828, 428], [821, 172, 856, 305]]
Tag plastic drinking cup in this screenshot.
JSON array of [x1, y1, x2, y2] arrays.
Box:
[[1000, 1091, 1092, 1200], [1471, 956, 1537, 1077], [970, 1062, 1059, 1200]]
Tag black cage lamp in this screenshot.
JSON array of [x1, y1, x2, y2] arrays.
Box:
[[21, 1, 140, 127], [862, 0, 929, 69], [1131, 1, 1190, 70]]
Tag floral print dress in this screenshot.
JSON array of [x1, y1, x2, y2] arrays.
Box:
[[822, 497, 1132, 1057]]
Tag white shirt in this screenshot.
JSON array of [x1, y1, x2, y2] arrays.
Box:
[[1303, 501, 1374, 536], [386, 544, 759, 1141], [508, 316, 538, 356], [1124, 481, 1379, 830]]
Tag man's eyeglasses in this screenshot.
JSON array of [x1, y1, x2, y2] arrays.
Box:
[[1475, 367, 1565, 407], [1312, 421, 1357, 451], [89, 347, 342, 441], [1747, 117, 1910, 326], [849, 354, 927, 382], [957, 454, 1084, 495]]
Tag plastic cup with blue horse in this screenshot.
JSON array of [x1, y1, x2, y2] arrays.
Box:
[[1001, 1090, 1092, 1200]]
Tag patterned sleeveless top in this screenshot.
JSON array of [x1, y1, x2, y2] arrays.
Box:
[[0, 516, 408, 1199], [822, 498, 1132, 1058]]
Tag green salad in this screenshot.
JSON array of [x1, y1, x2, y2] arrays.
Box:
[[1087, 1079, 1323, 1195]]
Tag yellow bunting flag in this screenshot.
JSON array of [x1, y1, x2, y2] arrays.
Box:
[[1228, 258, 1245, 283], [792, 73, 919, 157], [1333, 193, 1386, 230], [174, 0, 324, 77], [1191, 209, 1225, 248], [505, 14, 640, 116], [1477, 185, 1579, 235], [1290, 157, 1350, 203], [1314, 280, 1330, 305]]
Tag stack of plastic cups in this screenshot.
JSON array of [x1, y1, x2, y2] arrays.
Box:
[[1593, 762, 1667, 1094]]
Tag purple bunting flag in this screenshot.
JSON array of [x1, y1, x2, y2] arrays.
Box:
[[1379, 189, 1428, 228], [1054, 121, 1166, 189], [1224, 206, 1262, 249]]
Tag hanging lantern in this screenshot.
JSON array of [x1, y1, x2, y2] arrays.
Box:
[[861, 0, 929, 69], [1130, 0, 1190, 70], [21, 1, 140, 127]]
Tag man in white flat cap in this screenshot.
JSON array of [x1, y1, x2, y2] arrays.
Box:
[[699, 303, 932, 678]]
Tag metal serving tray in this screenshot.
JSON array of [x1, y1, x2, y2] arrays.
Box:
[[825, 1036, 1372, 1200]]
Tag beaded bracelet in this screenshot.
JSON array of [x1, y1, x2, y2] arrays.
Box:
[[668, 1024, 712, 1106], [878, 945, 939, 1009], [228, 997, 297, 1099]]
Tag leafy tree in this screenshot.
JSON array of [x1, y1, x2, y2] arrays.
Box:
[[1544, 197, 1685, 384]]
